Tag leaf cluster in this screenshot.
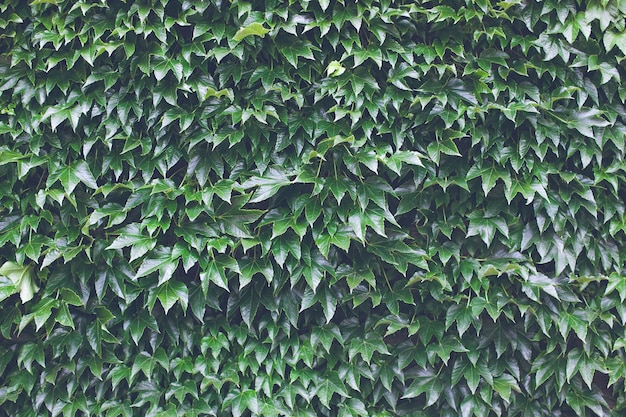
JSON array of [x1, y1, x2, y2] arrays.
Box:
[[1, 0, 626, 416]]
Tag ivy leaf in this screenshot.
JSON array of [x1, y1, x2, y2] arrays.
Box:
[[223, 389, 260, 417], [317, 287, 338, 324], [430, 335, 468, 364], [134, 247, 179, 284], [165, 380, 199, 403], [200, 258, 230, 293], [46, 160, 98, 194], [466, 216, 509, 247], [17, 342, 45, 374], [233, 23, 270, 42], [565, 387, 607, 417], [86, 320, 105, 356], [157, 280, 188, 314], [0, 148, 27, 166], [427, 140, 461, 164], [339, 399, 368, 417], [493, 374, 521, 402], [213, 199, 264, 238], [604, 30, 626, 55], [402, 367, 443, 406], [152, 57, 184, 82], [213, 179, 236, 203], [384, 150, 424, 175], [238, 257, 273, 289], [312, 324, 344, 353], [445, 304, 474, 337], [130, 349, 169, 382], [0, 275, 18, 303], [106, 224, 156, 262], [0, 261, 38, 303], [55, 302, 75, 329], [127, 310, 159, 345], [348, 333, 390, 365], [243, 168, 293, 203], [315, 372, 350, 408], [605, 273, 626, 302], [340, 266, 376, 293], [326, 60, 346, 77]]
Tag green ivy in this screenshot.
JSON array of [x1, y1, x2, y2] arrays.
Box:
[[1, 0, 626, 415]]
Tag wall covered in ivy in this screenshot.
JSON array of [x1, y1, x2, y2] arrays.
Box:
[[1, 0, 626, 415]]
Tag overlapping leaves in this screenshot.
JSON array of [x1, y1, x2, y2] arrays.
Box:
[[1, 0, 626, 416]]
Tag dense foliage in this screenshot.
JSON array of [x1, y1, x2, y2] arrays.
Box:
[[1, 0, 626, 415]]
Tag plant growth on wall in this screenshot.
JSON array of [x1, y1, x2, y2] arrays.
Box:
[[1, 0, 626, 416]]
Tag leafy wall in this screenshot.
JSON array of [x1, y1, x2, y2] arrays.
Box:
[[1, 0, 626, 415]]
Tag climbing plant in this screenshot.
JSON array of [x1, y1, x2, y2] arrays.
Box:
[[1, 0, 626, 415]]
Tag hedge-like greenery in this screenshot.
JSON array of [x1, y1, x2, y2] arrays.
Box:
[[1, 0, 626, 415]]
